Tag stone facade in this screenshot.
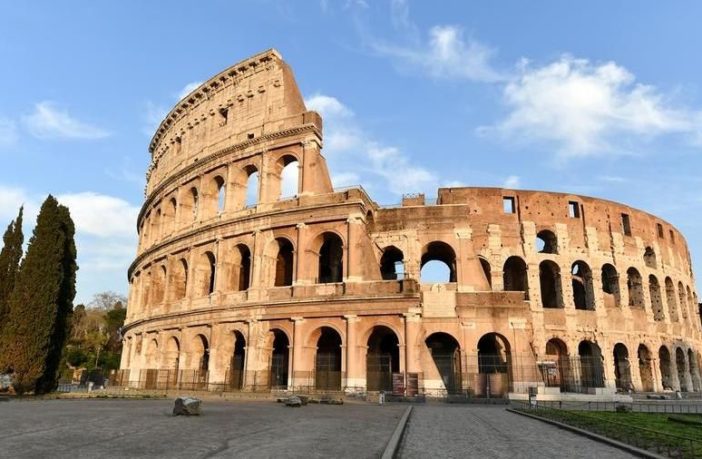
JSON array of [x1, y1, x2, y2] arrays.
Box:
[[120, 49, 702, 396]]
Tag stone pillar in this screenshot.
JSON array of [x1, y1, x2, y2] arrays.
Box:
[[208, 324, 226, 386], [404, 313, 421, 375], [295, 223, 310, 284], [346, 215, 364, 282], [291, 317, 305, 389], [344, 315, 361, 392]]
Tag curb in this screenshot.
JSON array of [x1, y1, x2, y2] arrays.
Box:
[[506, 408, 666, 459], [381, 406, 413, 459]]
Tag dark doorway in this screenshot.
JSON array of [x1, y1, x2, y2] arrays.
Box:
[[366, 326, 400, 392], [270, 330, 289, 389], [228, 331, 246, 390], [315, 327, 342, 391], [425, 332, 462, 393]]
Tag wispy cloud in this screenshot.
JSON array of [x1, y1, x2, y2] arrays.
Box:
[[176, 81, 203, 101], [0, 117, 18, 148], [502, 175, 521, 188], [22, 101, 110, 140], [57, 192, 139, 238], [480, 56, 702, 158], [370, 25, 505, 82], [306, 93, 438, 197]]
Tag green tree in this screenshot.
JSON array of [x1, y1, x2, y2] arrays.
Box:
[[0, 196, 77, 394], [0, 207, 24, 335]]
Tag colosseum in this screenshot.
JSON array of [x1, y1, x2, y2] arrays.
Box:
[[119, 49, 702, 399]]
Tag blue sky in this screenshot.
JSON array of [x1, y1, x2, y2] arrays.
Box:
[[2, 1, 702, 304]]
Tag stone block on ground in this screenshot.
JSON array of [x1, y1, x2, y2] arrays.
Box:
[[173, 397, 201, 416], [285, 396, 302, 407]]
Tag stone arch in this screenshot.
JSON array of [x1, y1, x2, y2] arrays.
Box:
[[613, 343, 632, 391], [643, 247, 657, 269], [314, 232, 344, 284], [366, 326, 400, 392], [228, 330, 246, 390], [688, 349, 701, 392], [270, 328, 289, 389], [678, 281, 688, 320], [167, 197, 177, 235], [476, 333, 511, 396], [676, 347, 688, 392], [637, 344, 654, 392], [171, 258, 188, 301], [195, 251, 216, 297], [153, 265, 167, 304], [539, 260, 563, 308], [380, 246, 405, 280], [185, 187, 199, 222], [536, 229, 557, 254], [272, 237, 294, 287], [420, 241, 457, 283], [425, 332, 462, 393], [245, 166, 259, 207], [544, 338, 571, 391], [191, 334, 210, 374], [478, 256, 492, 290], [268, 153, 300, 201], [230, 244, 251, 291], [503, 256, 528, 294], [571, 261, 595, 310], [649, 275, 664, 321], [164, 336, 180, 371], [601, 263, 620, 307], [313, 326, 343, 391], [685, 286, 694, 322], [145, 338, 159, 369], [578, 340, 604, 389], [627, 268, 644, 308], [214, 175, 226, 214], [279, 156, 300, 199], [659, 345, 673, 390], [665, 277, 678, 322]]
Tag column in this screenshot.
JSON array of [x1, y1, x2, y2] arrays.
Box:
[[346, 215, 364, 282], [291, 317, 305, 389], [344, 315, 360, 392]]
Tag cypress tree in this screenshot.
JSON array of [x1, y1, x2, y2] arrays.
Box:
[[1, 196, 77, 393], [0, 207, 24, 331]]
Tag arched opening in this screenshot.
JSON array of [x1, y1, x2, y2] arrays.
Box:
[[676, 347, 688, 392], [571, 261, 595, 310], [479, 257, 492, 290], [425, 332, 461, 393], [366, 326, 400, 392], [665, 277, 678, 322], [231, 244, 251, 291], [678, 282, 688, 320], [477, 333, 511, 397], [659, 346, 673, 390], [503, 256, 528, 294], [145, 338, 159, 369], [190, 187, 199, 222], [315, 327, 342, 391], [153, 209, 162, 241], [688, 349, 701, 392], [649, 275, 664, 321], [686, 286, 694, 321], [164, 337, 180, 372], [601, 264, 620, 307], [280, 157, 299, 199], [195, 251, 216, 296], [539, 260, 563, 308], [153, 265, 166, 304], [318, 233, 343, 283], [274, 238, 294, 287], [627, 268, 644, 308], [643, 247, 657, 269], [578, 341, 604, 389], [536, 230, 557, 254], [245, 168, 259, 207], [228, 331, 246, 390], [270, 329, 289, 389], [420, 241, 456, 283], [171, 259, 188, 300], [191, 334, 209, 389], [215, 175, 226, 214], [168, 197, 177, 234], [613, 343, 632, 391], [544, 338, 571, 391], [637, 344, 654, 392], [380, 246, 405, 280]]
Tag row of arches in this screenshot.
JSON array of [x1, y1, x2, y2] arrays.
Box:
[[141, 155, 300, 249]]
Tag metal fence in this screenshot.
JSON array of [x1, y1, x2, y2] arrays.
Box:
[[513, 399, 702, 414]]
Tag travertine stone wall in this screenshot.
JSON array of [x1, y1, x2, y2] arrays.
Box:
[[121, 49, 702, 395]]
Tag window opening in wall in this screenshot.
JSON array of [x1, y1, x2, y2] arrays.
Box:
[[318, 233, 344, 284], [246, 171, 259, 207], [601, 263, 620, 307], [218, 107, 228, 126], [536, 230, 558, 254], [191, 188, 199, 221], [380, 246, 405, 280], [627, 268, 644, 308], [539, 260, 562, 308], [503, 197, 515, 214], [657, 223, 664, 238], [280, 159, 299, 199], [621, 213, 631, 236], [274, 238, 294, 287], [420, 241, 457, 283], [571, 261, 594, 310], [670, 230, 675, 244], [643, 247, 657, 269], [207, 252, 216, 295], [503, 256, 528, 296], [568, 201, 580, 218], [247, 133, 255, 140], [649, 275, 664, 321], [216, 177, 226, 214]]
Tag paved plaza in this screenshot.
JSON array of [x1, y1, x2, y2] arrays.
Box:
[[0, 399, 642, 458], [398, 404, 636, 458]]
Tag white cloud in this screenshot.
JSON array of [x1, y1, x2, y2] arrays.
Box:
[[56, 192, 139, 238], [0, 118, 18, 148], [371, 25, 505, 82], [482, 56, 700, 157], [502, 175, 521, 188], [177, 81, 203, 101], [304, 94, 438, 197], [22, 101, 110, 140]]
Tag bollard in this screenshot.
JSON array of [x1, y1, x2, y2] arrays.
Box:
[[379, 391, 385, 405]]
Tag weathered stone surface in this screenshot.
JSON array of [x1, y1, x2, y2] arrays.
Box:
[[173, 397, 201, 416], [285, 396, 302, 407]]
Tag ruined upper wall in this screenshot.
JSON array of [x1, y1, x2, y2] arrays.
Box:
[[145, 49, 317, 195]]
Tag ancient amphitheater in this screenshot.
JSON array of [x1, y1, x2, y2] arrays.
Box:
[[119, 49, 702, 398]]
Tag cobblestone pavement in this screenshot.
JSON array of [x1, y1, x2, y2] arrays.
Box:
[[0, 399, 405, 459], [398, 404, 637, 458]]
